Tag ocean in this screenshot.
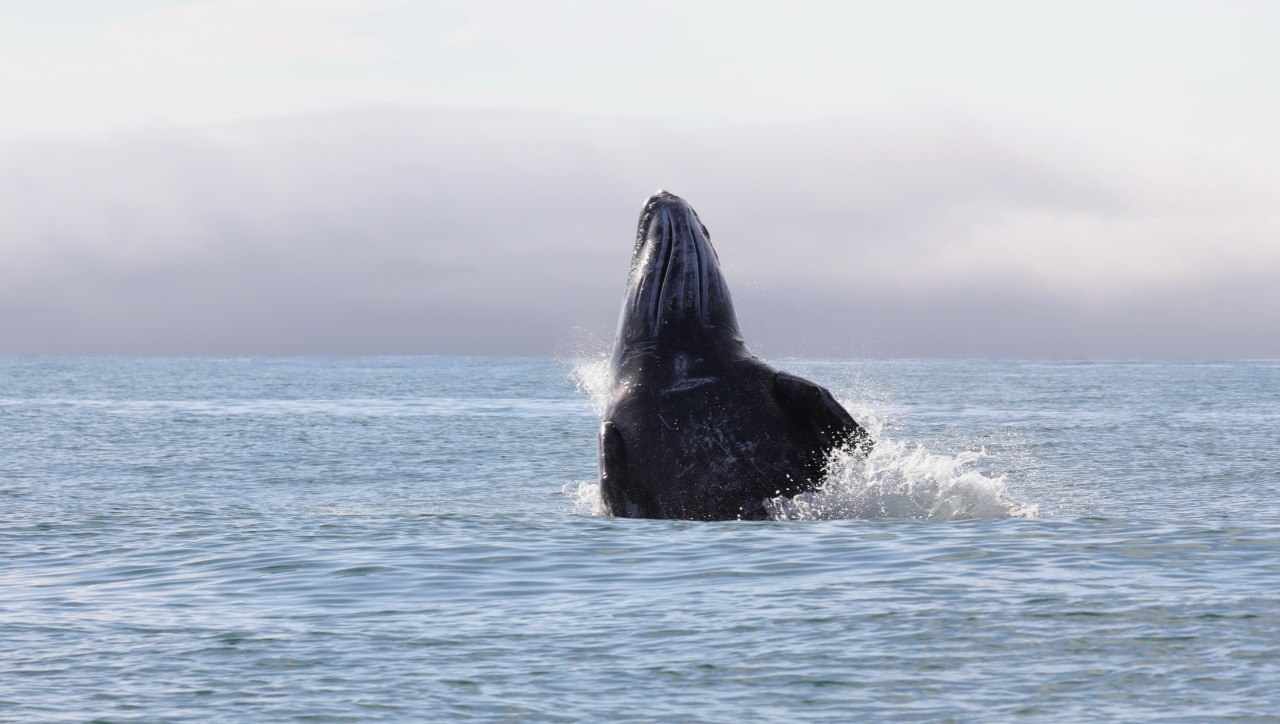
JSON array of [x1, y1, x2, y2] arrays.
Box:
[[2, 356, 1278, 719]]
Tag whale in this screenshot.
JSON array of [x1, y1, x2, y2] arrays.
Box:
[[597, 191, 871, 520]]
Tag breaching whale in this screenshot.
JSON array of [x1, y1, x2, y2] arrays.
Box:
[[598, 191, 871, 520]]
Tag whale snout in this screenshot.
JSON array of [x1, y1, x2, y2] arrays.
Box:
[[635, 190, 708, 252], [643, 189, 684, 211]]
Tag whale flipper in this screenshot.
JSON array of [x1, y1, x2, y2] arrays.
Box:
[[773, 372, 871, 455], [598, 421, 649, 518]]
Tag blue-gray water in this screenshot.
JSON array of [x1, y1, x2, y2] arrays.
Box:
[[2, 357, 1278, 720]]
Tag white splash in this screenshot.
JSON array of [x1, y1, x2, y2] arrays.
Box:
[[764, 435, 1037, 521], [570, 356, 612, 418], [564, 479, 607, 516], [564, 359, 1037, 521], [565, 354, 610, 516]]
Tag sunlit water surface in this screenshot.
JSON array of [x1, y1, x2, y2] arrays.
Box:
[[2, 357, 1278, 719]]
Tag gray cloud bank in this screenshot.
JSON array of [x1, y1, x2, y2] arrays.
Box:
[[2, 107, 1277, 357]]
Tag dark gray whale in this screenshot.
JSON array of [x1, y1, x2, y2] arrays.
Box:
[[598, 191, 871, 520]]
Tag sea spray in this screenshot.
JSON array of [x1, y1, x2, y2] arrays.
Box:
[[564, 355, 611, 515], [570, 356, 612, 419], [564, 478, 608, 517], [765, 431, 1036, 521]]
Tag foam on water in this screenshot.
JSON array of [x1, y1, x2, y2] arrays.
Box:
[[566, 359, 1036, 520]]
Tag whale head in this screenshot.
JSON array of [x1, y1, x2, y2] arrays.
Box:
[[610, 191, 743, 373]]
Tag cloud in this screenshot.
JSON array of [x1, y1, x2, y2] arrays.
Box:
[[1, 107, 1277, 356]]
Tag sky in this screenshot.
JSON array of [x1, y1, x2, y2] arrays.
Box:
[[2, 0, 1278, 357]]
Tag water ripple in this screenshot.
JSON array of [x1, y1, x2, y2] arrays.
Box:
[[1, 357, 1278, 719]]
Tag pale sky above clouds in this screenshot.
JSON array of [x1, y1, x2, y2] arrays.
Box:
[[2, 1, 1278, 356]]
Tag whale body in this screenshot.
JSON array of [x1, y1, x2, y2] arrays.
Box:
[[597, 191, 871, 520]]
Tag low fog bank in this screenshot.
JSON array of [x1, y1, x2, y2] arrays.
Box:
[[3, 107, 1277, 357]]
